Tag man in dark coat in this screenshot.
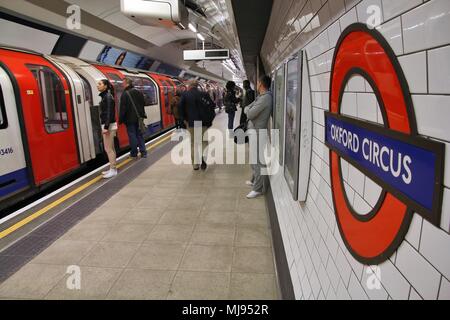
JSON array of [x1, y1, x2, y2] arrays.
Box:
[[240, 80, 255, 125], [179, 80, 209, 171], [119, 78, 148, 158]]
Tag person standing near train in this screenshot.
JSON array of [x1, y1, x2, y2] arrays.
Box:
[[119, 78, 148, 159], [223, 81, 240, 134], [240, 80, 255, 125], [98, 79, 118, 179]]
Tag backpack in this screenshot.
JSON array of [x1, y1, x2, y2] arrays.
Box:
[[198, 92, 216, 127]]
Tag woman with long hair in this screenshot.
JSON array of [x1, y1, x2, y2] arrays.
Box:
[[97, 79, 118, 178]]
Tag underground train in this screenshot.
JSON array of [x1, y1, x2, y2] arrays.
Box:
[[0, 46, 215, 211]]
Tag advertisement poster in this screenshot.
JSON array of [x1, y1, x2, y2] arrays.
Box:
[[274, 65, 285, 165], [284, 53, 302, 200]]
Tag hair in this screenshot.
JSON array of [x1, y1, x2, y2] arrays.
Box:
[[124, 77, 134, 88], [226, 81, 236, 91], [243, 80, 251, 90], [259, 75, 271, 90], [100, 79, 115, 96], [189, 80, 198, 89]]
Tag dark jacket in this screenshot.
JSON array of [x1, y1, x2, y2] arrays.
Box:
[[223, 91, 240, 113], [241, 89, 255, 109], [119, 87, 147, 125], [99, 91, 116, 130], [179, 87, 204, 127]]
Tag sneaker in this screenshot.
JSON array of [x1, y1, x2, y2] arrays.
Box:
[[246, 190, 263, 199], [245, 181, 254, 187], [141, 153, 148, 159], [103, 169, 118, 179], [193, 165, 200, 171]]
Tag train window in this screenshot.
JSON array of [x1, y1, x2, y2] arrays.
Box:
[[78, 74, 93, 108], [0, 85, 7, 129], [107, 73, 124, 104], [127, 76, 158, 105], [26, 65, 68, 134]]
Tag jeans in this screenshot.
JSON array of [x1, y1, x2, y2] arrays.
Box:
[[126, 123, 147, 157], [228, 111, 236, 130]]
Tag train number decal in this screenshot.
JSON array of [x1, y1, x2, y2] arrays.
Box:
[[326, 23, 445, 264], [0, 147, 14, 156]]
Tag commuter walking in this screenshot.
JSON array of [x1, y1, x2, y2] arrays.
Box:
[[170, 89, 183, 129], [244, 75, 273, 199], [98, 79, 118, 179], [179, 80, 210, 171], [119, 78, 148, 159], [240, 80, 255, 125], [223, 81, 240, 133]]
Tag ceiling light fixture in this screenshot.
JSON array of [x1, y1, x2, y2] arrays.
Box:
[[188, 23, 197, 33], [197, 33, 205, 41]]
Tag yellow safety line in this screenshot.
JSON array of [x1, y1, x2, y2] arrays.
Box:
[[0, 135, 172, 240]]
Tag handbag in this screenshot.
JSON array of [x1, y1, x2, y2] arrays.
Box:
[[126, 90, 147, 134]]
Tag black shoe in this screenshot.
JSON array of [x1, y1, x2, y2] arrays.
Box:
[[201, 160, 207, 170]]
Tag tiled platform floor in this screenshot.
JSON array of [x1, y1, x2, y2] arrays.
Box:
[[0, 111, 279, 300]]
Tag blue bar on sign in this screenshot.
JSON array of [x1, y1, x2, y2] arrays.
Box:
[[325, 114, 438, 212]]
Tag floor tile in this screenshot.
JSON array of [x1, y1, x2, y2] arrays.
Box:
[[146, 225, 194, 244], [32, 240, 96, 265], [0, 264, 66, 299], [127, 242, 186, 270], [229, 273, 278, 300], [235, 225, 272, 247], [233, 247, 275, 274], [180, 245, 233, 272], [168, 271, 230, 300], [80, 242, 140, 268], [45, 267, 122, 300], [107, 269, 175, 300], [191, 223, 236, 246]]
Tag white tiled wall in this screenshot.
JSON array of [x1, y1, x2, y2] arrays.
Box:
[[262, 0, 450, 300]]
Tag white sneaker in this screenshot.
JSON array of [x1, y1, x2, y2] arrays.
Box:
[[245, 181, 254, 187], [246, 191, 263, 199], [103, 169, 117, 179]]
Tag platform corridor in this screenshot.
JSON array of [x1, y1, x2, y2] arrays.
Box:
[[0, 111, 280, 300]]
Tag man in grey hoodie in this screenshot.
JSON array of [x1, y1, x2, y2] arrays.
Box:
[[244, 75, 273, 199]]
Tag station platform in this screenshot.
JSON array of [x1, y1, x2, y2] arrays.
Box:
[[0, 111, 280, 300]]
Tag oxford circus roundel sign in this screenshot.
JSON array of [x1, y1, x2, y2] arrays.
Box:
[[325, 23, 445, 265]]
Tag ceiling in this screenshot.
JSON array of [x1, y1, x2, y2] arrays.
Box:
[[0, 0, 249, 81], [231, 0, 273, 83]]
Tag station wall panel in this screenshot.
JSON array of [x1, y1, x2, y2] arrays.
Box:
[[262, 0, 450, 300]]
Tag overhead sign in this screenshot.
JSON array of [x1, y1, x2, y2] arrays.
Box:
[[328, 23, 445, 265], [183, 49, 230, 61]]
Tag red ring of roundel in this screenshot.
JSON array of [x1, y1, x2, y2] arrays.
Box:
[[329, 23, 415, 264]]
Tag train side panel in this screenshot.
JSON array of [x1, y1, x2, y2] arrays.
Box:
[[0, 66, 30, 200], [0, 49, 80, 186]]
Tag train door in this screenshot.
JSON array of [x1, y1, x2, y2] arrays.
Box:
[[0, 67, 30, 201], [162, 79, 176, 127], [48, 57, 96, 163], [24, 62, 79, 185]]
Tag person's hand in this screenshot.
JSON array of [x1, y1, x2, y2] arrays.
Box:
[[102, 128, 108, 135]]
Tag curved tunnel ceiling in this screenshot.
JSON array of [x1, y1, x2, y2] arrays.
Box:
[[0, 0, 247, 81], [231, 0, 273, 82]]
